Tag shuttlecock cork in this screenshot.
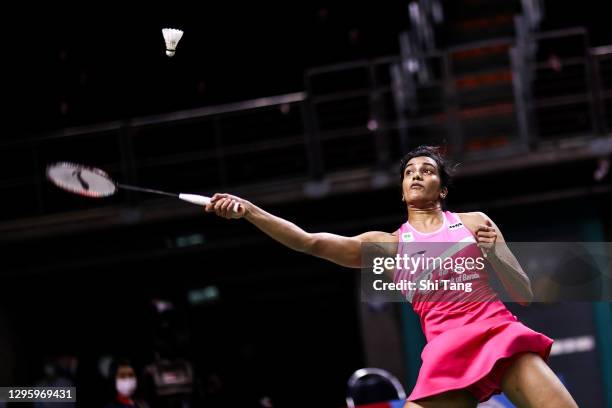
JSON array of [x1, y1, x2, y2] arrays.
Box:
[[162, 28, 183, 57]]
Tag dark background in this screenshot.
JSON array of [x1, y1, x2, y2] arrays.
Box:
[[5, 1, 612, 136], [1, 1, 612, 407]]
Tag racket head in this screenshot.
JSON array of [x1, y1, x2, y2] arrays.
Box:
[[46, 162, 118, 198]]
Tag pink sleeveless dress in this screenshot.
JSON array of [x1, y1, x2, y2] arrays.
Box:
[[394, 211, 553, 403]]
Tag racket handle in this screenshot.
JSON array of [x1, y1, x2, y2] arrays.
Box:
[[178, 193, 240, 212], [179, 194, 211, 206]]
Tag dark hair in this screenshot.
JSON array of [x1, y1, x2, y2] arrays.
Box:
[[399, 145, 455, 191], [109, 358, 134, 381]]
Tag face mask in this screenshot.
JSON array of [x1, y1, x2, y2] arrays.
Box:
[[116, 377, 137, 397]]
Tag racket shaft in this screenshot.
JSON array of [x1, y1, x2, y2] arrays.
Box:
[[118, 184, 238, 211], [117, 184, 178, 198]]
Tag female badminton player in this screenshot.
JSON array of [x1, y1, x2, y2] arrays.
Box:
[[205, 145, 578, 408]]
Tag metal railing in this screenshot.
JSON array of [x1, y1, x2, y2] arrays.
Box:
[[1, 27, 611, 222]]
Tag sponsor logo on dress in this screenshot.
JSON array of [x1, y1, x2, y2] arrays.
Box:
[[402, 232, 415, 242], [448, 222, 463, 230]]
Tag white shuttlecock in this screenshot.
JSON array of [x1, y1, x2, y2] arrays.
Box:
[[162, 28, 184, 57]]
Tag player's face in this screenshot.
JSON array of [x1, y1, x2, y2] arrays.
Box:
[[402, 156, 444, 206]]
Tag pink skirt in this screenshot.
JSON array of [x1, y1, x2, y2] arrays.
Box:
[[408, 315, 553, 402]]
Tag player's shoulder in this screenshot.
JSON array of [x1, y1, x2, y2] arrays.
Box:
[[457, 211, 488, 221], [456, 211, 490, 229]]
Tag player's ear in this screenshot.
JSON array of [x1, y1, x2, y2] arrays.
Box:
[[440, 187, 448, 199]]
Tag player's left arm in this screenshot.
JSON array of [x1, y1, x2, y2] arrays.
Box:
[[459, 212, 533, 306]]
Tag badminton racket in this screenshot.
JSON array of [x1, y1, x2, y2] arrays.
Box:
[[45, 161, 240, 212]]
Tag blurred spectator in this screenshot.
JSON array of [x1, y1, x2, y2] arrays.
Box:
[[34, 354, 77, 408], [104, 359, 150, 408]]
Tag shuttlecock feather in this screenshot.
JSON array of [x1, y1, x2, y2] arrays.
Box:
[[162, 28, 184, 57]]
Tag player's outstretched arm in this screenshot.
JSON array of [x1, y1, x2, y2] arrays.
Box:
[[205, 193, 394, 268]]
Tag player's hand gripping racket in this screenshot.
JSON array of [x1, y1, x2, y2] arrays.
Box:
[[46, 162, 240, 212]]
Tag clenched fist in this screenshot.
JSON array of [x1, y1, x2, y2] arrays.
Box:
[[204, 193, 248, 219]]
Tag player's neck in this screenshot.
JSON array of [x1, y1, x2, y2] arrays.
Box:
[[407, 205, 444, 228]]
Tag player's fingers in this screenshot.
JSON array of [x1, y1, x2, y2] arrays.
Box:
[[217, 200, 229, 216], [214, 198, 227, 211], [213, 193, 231, 202], [228, 199, 239, 214], [477, 233, 496, 241], [478, 238, 494, 245], [210, 195, 246, 219], [225, 198, 236, 214], [223, 201, 235, 218], [229, 200, 243, 218], [228, 199, 237, 211], [220, 199, 232, 211], [234, 201, 246, 217]]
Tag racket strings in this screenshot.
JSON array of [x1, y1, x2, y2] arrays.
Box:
[[48, 162, 187, 201], [73, 169, 90, 191]]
